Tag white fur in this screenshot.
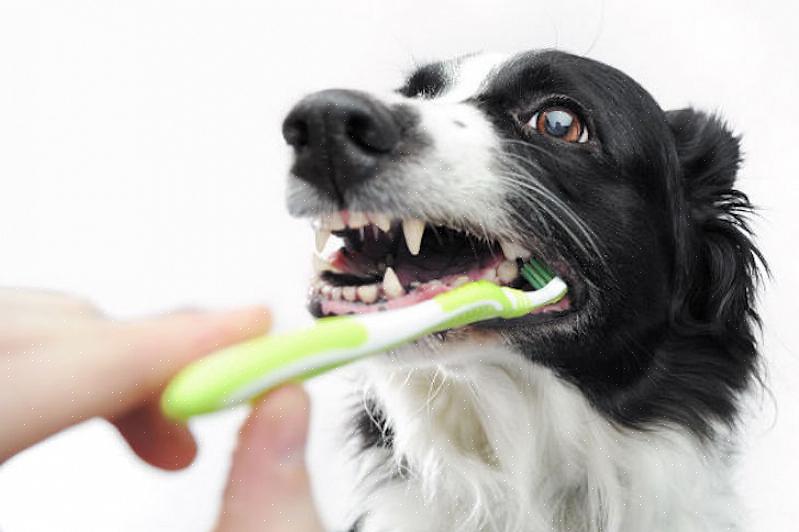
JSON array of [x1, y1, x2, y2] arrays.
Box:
[[345, 341, 742, 532], [437, 52, 509, 103]]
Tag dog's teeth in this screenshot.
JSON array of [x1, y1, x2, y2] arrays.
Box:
[[326, 212, 345, 231], [482, 268, 498, 282], [500, 240, 530, 261], [331, 287, 342, 300], [370, 213, 392, 233], [342, 286, 357, 302], [357, 284, 379, 304], [402, 218, 425, 256], [497, 260, 519, 283], [452, 275, 470, 288], [349, 212, 368, 229], [315, 228, 331, 253], [321, 285, 332, 298], [382, 266, 405, 299]]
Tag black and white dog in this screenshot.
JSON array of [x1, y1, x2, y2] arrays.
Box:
[[282, 50, 762, 532]]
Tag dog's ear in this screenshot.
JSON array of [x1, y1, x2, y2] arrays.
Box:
[[666, 108, 763, 332]]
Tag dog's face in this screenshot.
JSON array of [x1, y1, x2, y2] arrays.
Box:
[[283, 50, 759, 433]]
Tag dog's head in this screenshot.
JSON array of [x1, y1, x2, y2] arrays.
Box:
[[283, 50, 762, 436]]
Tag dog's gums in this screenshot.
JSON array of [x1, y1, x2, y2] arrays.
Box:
[[308, 210, 572, 317]]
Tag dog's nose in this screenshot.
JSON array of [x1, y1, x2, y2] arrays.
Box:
[[282, 89, 400, 200]]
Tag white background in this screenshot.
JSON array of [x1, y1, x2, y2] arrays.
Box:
[[1, 1, 797, 530]]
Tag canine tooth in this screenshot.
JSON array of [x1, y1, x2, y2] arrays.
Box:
[[402, 218, 425, 255], [331, 287, 342, 300], [382, 266, 405, 299], [370, 213, 392, 233], [349, 212, 368, 229], [482, 268, 498, 282], [452, 275, 470, 288], [321, 285, 332, 297], [500, 240, 530, 261], [497, 260, 519, 283], [357, 284, 378, 304], [342, 286, 357, 302], [315, 228, 331, 253], [327, 212, 345, 231]]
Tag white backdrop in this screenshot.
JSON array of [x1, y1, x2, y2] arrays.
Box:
[[1, 1, 797, 530]]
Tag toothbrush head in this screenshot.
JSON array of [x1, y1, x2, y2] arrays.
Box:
[[520, 258, 556, 289]]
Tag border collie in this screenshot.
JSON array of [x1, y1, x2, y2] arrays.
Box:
[[282, 50, 762, 532]]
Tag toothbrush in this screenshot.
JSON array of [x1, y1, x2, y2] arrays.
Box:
[[161, 259, 567, 421]]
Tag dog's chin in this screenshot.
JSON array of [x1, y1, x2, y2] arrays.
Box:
[[303, 209, 587, 343]]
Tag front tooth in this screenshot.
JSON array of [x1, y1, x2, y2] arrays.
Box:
[[327, 212, 345, 231], [402, 218, 425, 255], [452, 275, 470, 288], [382, 266, 405, 299], [331, 287, 343, 300], [370, 213, 392, 233], [500, 240, 531, 261], [349, 212, 368, 229], [342, 286, 357, 302], [497, 260, 519, 283], [357, 284, 378, 304], [315, 228, 331, 253]]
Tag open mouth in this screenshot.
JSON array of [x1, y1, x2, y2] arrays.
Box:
[[308, 211, 573, 318]]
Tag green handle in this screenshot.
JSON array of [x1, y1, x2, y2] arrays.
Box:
[[161, 315, 368, 419]]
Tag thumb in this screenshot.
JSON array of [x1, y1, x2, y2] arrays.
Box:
[[215, 385, 324, 532]]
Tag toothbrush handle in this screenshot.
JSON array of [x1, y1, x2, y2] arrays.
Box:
[[161, 283, 502, 420], [160, 280, 566, 421]]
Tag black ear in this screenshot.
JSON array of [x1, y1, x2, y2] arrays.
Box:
[[666, 108, 763, 335]]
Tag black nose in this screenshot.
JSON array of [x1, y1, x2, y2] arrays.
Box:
[[282, 89, 400, 201]]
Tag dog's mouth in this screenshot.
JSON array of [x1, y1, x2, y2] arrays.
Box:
[[307, 210, 575, 319]]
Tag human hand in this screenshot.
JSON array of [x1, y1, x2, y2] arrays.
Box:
[[0, 287, 271, 467], [0, 288, 326, 531]]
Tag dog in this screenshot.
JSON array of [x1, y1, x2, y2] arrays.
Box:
[[282, 50, 762, 532]]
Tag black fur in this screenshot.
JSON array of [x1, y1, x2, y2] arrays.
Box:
[[361, 51, 762, 441], [470, 51, 763, 438]]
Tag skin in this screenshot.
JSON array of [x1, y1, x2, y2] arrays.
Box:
[[0, 288, 323, 532]]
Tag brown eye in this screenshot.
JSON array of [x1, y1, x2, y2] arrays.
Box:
[[529, 107, 588, 143]]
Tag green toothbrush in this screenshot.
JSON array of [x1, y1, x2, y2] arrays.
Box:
[[161, 259, 566, 421]]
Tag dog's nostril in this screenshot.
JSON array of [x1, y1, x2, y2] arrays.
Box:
[[282, 117, 309, 148], [346, 113, 398, 153]]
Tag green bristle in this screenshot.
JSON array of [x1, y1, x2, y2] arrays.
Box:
[[520, 265, 544, 288], [520, 258, 554, 290], [529, 258, 554, 282]]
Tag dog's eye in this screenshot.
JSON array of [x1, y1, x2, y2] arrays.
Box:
[[529, 108, 588, 143]]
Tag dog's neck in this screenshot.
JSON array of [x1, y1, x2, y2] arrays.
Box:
[[347, 343, 740, 532]]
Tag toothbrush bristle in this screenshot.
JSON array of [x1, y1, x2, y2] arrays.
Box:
[[520, 258, 554, 289]]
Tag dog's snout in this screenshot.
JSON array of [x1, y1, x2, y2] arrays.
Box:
[[282, 89, 400, 200]]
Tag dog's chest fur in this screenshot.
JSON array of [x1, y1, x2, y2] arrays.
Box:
[[345, 345, 741, 532]]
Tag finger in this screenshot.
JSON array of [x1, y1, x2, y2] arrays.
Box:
[[215, 385, 324, 532], [79, 305, 272, 419], [0, 306, 270, 461], [111, 401, 197, 471]]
